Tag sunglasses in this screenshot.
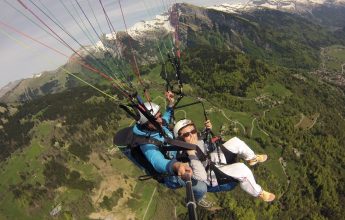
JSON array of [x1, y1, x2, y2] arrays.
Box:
[[180, 129, 197, 138]]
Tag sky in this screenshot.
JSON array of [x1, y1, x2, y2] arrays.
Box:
[[0, 0, 244, 89]]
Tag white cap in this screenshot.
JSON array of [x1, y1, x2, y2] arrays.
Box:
[[138, 102, 160, 124], [173, 119, 193, 137]]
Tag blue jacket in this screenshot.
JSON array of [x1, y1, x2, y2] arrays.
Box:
[[132, 107, 177, 174]]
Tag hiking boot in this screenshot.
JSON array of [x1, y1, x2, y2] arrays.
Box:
[[248, 154, 268, 166], [259, 190, 275, 202], [197, 197, 214, 208]]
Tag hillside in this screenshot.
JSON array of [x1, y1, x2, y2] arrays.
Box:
[[1, 2, 345, 219], [0, 64, 81, 103]]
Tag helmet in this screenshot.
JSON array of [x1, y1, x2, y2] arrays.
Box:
[[138, 102, 160, 124], [173, 119, 193, 137]]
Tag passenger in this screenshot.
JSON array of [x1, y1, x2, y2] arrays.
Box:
[[174, 119, 276, 202]]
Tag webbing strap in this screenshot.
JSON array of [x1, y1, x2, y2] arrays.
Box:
[[131, 135, 163, 148], [209, 163, 239, 185], [114, 126, 201, 152]]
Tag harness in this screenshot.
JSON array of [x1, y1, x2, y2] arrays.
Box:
[[201, 135, 239, 186], [114, 126, 239, 187], [114, 126, 199, 182]]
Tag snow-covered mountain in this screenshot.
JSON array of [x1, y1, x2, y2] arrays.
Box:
[[208, 0, 345, 14], [82, 13, 174, 58], [127, 14, 175, 40]]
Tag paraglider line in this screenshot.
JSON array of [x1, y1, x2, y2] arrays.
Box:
[[98, 0, 134, 88], [118, 0, 151, 102], [24, 0, 125, 90], [0, 26, 117, 100], [0, 20, 130, 99]]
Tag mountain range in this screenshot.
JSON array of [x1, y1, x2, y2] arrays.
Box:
[[1, 0, 345, 103]]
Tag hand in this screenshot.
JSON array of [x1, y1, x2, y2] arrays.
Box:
[[205, 120, 212, 130], [165, 91, 175, 107], [173, 162, 193, 180], [189, 133, 198, 144]]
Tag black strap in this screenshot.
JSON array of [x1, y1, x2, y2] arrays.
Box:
[[164, 137, 197, 151], [209, 163, 239, 185], [119, 104, 140, 121], [114, 126, 201, 151], [130, 146, 165, 182], [220, 145, 238, 164], [131, 135, 164, 148]]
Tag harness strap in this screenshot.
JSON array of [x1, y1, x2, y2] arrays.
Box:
[[209, 163, 239, 185], [131, 135, 164, 148], [114, 126, 200, 151], [220, 144, 238, 164]]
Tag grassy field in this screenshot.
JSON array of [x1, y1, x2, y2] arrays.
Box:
[[67, 158, 97, 179], [294, 113, 320, 130], [324, 45, 345, 72], [0, 123, 54, 219], [262, 82, 293, 98], [129, 181, 157, 219]]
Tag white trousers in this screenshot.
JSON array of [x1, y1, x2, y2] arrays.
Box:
[[192, 137, 262, 197], [209, 137, 256, 163], [216, 163, 262, 197]]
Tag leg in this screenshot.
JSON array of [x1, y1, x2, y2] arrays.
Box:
[[222, 137, 256, 160], [207, 163, 275, 202], [217, 163, 262, 197], [191, 179, 208, 202]]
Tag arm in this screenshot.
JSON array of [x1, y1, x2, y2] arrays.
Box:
[[162, 91, 175, 124], [162, 106, 173, 124], [140, 143, 176, 174], [140, 143, 194, 179], [204, 120, 212, 130], [188, 155, 208, 182]]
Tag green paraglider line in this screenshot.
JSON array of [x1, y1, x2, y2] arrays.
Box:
[[74, 0, 102, 43], [74, 0, 133, 90], [87, 0, 104, 35]]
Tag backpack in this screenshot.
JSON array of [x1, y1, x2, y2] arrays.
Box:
[[114, 126, 167, 182]]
